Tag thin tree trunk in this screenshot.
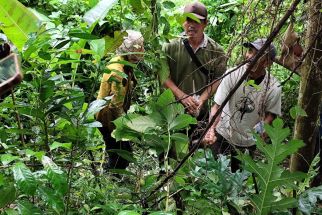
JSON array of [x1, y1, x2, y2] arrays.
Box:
[[290, 0, 322, 172]]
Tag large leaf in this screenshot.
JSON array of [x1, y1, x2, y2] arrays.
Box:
[[37, 186, 64, 214], [0, 183, 16, 208], [126, 115, 157, 133], [12, 163, 37, 195], [42, 156, 68, 196], [299, 185, 322, 215], [0, 0, 40, 51], [118, 211, 140, 215], [83, 0, 118, 25], [89, 38, 106, 61], [17, 201, 42, 215], [1, 154, 20, 165], [241, 119, 305, 215], [169, 114, 196, 130], [83, 98, 112, 119]]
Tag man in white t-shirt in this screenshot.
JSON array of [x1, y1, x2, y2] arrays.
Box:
[[203, 38, 281, 172]]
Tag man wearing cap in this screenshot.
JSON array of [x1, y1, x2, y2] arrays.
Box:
[[203, 38, 281, 172], [162, 1, 227, 126]]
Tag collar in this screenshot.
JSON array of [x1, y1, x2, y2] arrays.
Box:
[[181, 32, 208, 53]]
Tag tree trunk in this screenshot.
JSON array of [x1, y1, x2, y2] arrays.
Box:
[[290, 0, 322, 172]]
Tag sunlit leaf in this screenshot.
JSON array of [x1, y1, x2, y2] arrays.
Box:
[[83, 0, 118, 25], [12, 163, 37, 195], [299, 185, 322, 215], [50, 142, 72, 151], [126, 115, 156, 133], [0, 0, 40, 51], [1, 154, 20, 165], [118, 211, 140, 215], [42, 156, 68, 196]]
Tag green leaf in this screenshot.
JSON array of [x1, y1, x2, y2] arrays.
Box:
[[150, 213, 173, 215], [39, 80, 55, 102], [172, 133, 189, 157], [84, 99, 111, 119], [160, 16, 171, 35], [109, 169, 136, 176], [25, 149, 45, 160], [142, 175, 157, 190], [38, 50, 51, 60], [17, 106, 45, 119], [144, 134, 165, 152], [12, 163, 37, 195], [270, 197, 298, 211], [89, 38, 106, 60], [108, 149, 137, 163], [169, 114, 196, 130], [0, 183, 16, 208], [118, 211, 140, 215], [157, 89, 175, 107], [69, 30, 100, 40], [299, 185, 322, 215], [290, 105, 307, 119], [83, 0, 118, 25], [37, 186, 64, 214], [3, 208, 19, 215], [177, 13, 201, 25], [0, 0, 40, 51], [1, 154, 20, 165], [83, 121, 102, 127], [17, 201, 42, 215], [50, 142, 72, 151], [162, 1, 176, 9], [242, 118, 306, 215], [174, 176, 185, 185], [104, 31, 127, 54], [126, 115, 156, 133], [129, 0, 144, 13], [156, 89, 174, 107], [158, 58, 170, 84], [42, 156, 68, 196]]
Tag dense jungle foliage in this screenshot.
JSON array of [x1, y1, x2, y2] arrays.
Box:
[[0, 0, 321, 214]]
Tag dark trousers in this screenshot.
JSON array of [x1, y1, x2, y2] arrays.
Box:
[[98, 127, 132, 170], [210, 133, 256, 172], [189, 111, 209, 148]]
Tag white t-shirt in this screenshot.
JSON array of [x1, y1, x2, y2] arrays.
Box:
[[215, 65, 281, 147]]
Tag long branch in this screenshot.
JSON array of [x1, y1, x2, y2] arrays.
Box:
[[144, 0, 302, 202]]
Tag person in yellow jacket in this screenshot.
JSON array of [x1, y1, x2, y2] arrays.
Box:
[[96, 30, 144, 170]]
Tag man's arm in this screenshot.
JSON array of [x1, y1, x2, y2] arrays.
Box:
[[164, 78, 199, 115], [198, 79, 221, 109], [203, 103, 221, 145]]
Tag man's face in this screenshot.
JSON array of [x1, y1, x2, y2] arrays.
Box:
[[127, 45, 145, 63], [245, 47, 271, 73], [183, 17, 207, 38]]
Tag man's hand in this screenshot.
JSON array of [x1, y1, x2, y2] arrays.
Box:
[[181, 94, 200, 116], [202, 128, 216, 145]]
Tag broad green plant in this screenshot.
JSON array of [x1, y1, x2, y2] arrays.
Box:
[[240, 118, 306, 214], [0, 0, 40, 51]]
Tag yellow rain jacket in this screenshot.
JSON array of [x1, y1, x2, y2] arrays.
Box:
[[96, 56, 135, 131]]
